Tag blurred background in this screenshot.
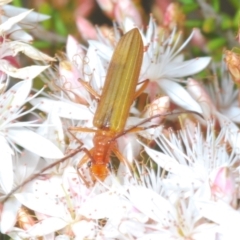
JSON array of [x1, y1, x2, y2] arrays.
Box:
[[11, 0, 240, 60]]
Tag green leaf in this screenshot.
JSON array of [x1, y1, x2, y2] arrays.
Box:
[[38, 2, 52, 15], [233, 10, 240, 27], [184, 20, 202, 28], [181, 3, 199, 13], [53, 12, 68, 36], [207, 37, 226, 51], [202, 18, 216, 33], [32, 41, 51, 49], [195, 69, 209, 79], [191, 46, 203, 56], [178, 0, 195, 4], [220, 14, 233, 30], [212, 0, 220, 12], [39, 2, 53, 29], [228, 0, 240, 9], [12, 0, 22, 7]]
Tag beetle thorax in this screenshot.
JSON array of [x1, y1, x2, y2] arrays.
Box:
[[92, 131, 116, 165]]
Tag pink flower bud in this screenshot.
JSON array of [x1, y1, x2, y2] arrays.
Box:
[[155, 0, 172, 14], [144, 96, 170, 124], [75, 0, 95, 17], [211, 167, 236, 207], [187, 78, 216, 119], [76, 16, 97, 40], [191, 28, 207, 51], [163, 3, 185, 29], [114, 0, 142, 27]]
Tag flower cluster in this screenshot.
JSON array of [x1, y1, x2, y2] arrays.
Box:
[[0, 1, 64, 236], [1, 0, 240, 240]]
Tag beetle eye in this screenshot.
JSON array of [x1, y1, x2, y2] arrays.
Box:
[[87, 161, 92, 168]]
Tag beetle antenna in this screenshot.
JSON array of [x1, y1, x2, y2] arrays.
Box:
[[111, 110, 202, 141]]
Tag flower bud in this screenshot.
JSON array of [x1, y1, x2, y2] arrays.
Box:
[[224, 49, 240, 85], [211, 167, 236, 207], [144, 96, 170, 124], [187, 78, 216, 120], [163, 3, 185, 29]]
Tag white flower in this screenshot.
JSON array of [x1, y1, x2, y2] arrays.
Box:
[[0, 2, 50, 42], [0, 150, 49, 233], [196, 200, 240, 239], [140, 19, 209, 113], [0, 38, 56, 81], [30, 35, 95, 120], [1, 111, 65, 233], [206, 62, 240, 123], [138, 20, 210, 78], [0, 80, 63, 194], [125, 186, 217, 239], [186, 62, 240, 124], [144, 122, 239, 202], [0, 1, 55, 82], [11, 166, 130, 239]]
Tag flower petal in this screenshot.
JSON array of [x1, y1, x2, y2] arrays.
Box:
[[159, 79, 203, 113], [0, 61, 49, 79], [55, 235, 71, 240], [0, 136, 13, 193], [144, 144, 195, 178], [165, 57, 211, 77], [26, 217, 67, 237], [222, 106, 240, 123], [79, 191, 126, 219], [128, 186, 175, 223], [8, 41, 55, 61], [187, 78, 216, 118], [88, 40, 112, 61], [196, 200, 240, 237], [72, 220, 96, 239], [8, 128, 63, 158], [66, 35, 81, 60], [216, 113, 240, 153], [30, 97, 93, 120], [0, 9, 33, 33], [1, 198, 21, 233], [7, 79, 32, 106], [15, 150, 41, 183], [3, 23, 33, 41], [38, 113, 65, 151], [15, 192, 66, 218], [2, 5, 50, 22]]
